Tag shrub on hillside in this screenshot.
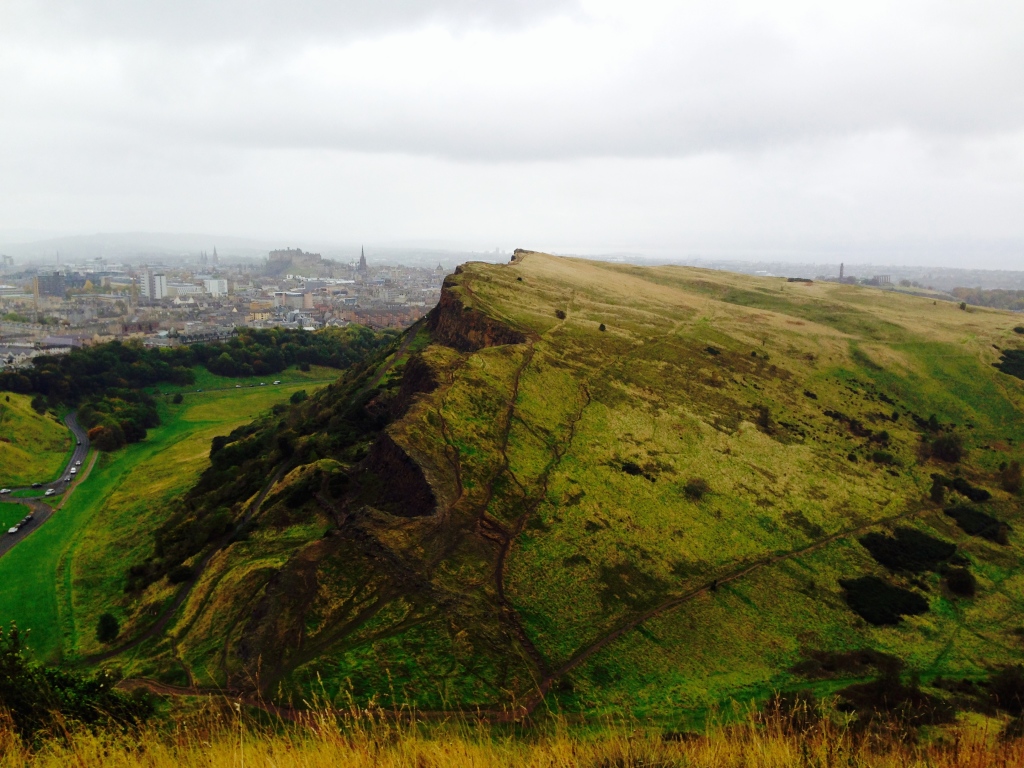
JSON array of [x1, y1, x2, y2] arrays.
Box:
[[683, 478, 711, 501], [1000, 460, 1022, 494], [0, 625, 152, 739], [96, 612, 119, 643], [944, 505, 1010, 544], [929, 476, 946, 505], [168, 564, 194, 584], [930, 434, 964, 462], [837, 671, 956, 731], [171, 392, 183, 404], [951, 477, 991, 502], [858, 528, 956, 573], [555, 309, 566, 320], [290, 389, 308, 404], [995, 349, 1024, 381], [989, 665, 1024, 716], [839, 576, 929, 626], [944, 567, 977, 597]]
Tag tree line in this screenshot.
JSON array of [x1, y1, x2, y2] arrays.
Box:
[[0, 326, 398, 450]]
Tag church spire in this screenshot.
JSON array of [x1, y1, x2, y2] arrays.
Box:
[[358, 246, 368, 273]]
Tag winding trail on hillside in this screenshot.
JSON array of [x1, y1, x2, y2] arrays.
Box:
[[88, 336, 422, 668], [83, 465, 287, 665]]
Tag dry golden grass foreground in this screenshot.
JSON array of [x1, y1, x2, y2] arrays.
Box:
[[1, 709, 1023, 768]]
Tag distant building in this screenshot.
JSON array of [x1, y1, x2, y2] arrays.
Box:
[[358, 246, 368, 275], [36, 272, 65, 297], [203, 278, 229, 297], [168, 283, 203, 298], [140, 270, 168, 300]]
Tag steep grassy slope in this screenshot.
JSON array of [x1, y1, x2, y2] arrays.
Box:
[[0, 375, 330, 661], [0, 393, 71, 487], [97, 253, 1024, 717]]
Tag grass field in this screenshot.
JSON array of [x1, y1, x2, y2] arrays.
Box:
[[0, 502, 30, 530], [0, 393, 71, 487], [0, 368, 333, 661]]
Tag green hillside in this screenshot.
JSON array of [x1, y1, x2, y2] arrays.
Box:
[[79, 253, 1024, 719], [0, 393, 70, 487], [0, 372, 332, 661]]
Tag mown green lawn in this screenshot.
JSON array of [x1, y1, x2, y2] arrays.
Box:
[[0, 367, 334, 661], [0, 502, 30, 529]]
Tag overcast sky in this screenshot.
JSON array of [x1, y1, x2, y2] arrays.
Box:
[[2, 0, 1024, 266]]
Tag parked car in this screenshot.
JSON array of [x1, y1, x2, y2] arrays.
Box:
[[0, 489, 10, 495], [75, 460, 81, 466], [7, 527, 18, 535], [273, 380, 281, 384], [31, 482, 42, 488], [259, 382, 266, 386], [70, 467, 77, 475], [65, 477, 71, 482], [77, 439, 81, 445], [235, 384, 242, 388], [44, 488, 56, 496]]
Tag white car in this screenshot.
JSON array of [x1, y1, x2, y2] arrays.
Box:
[[235, 384, 242, 388], [7, 527, 18, 535], [44, 489, 56, 496], [75, 460, 81, 466], [65, 477, 71, 482], [273, 380, 281, 385], [0, 488, 9, 494], [70, 467, 77, 474]]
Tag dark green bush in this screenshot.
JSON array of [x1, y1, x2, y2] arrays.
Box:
[[290, 389, 308, 404], [931, 434, 964, 462], [995, 349, 1024, 381], [555, 309, 566, 320], [598, 323, 606, 331], [171, 392, 183, 404], [944, 505, 1010, 544], [944, 567, 976, 597], [96, 612, 119, 643], [952, 476, 991, 502], [0, 625, 152, 739], [168, 564, 194, 584], [1000, 460, 1022, 494], [839, 576, 929, 626], [858, 527, 956, 573]]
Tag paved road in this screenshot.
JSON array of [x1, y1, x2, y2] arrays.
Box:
[[0, 412, 90, 557]]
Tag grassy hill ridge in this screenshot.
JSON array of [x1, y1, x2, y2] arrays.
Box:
[[87, 252, 1024, 719]]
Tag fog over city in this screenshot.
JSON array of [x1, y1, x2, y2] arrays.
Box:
[[2, 0, 1024, 267]]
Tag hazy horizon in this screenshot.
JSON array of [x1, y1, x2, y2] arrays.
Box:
[[2, 1, 1024, 269]]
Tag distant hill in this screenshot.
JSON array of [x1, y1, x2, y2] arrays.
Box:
[[80, 251, 1024, 717]]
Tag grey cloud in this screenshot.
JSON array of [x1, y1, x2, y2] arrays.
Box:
[[4, 2, 1023, 162], [9, 0, 581, 43]]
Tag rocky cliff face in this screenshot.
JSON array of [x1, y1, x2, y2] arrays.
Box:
[[426, 275, 527, 353]]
